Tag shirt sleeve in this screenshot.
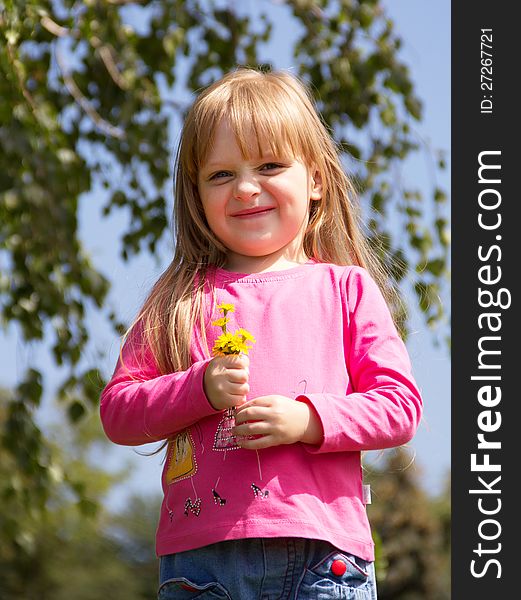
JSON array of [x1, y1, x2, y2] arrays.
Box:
[[99, 323, 218, 446], [296, 266, 423, 453]]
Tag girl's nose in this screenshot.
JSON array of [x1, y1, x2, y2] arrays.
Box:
[[233, 174, 260, 201]]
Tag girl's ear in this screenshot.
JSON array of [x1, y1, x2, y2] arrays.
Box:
[[310, 168, 323, 201]]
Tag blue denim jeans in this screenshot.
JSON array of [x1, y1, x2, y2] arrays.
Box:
[[158, 537, 377, 599]]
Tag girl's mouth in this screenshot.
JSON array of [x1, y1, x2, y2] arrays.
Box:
[[231, 207, 275, 218]]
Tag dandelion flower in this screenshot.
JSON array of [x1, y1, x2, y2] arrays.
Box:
[[212, 332, 234, 355], [211, 303, 255, 357], [212, 317, 230, 328], [235, 328, 256, 343], [227, 335, 252, 355], [217, 303, 235, 314]]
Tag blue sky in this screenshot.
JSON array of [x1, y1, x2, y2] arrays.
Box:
[[379, 0, 450, 493], [1, 0, 450, 509]]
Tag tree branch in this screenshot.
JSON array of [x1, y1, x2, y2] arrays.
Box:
[[55, 48, 126, 139], [5, 43, 38, 113], [40, 15, 70, 38], [90, 36, 128, 91], [41, 16, 128, 92]]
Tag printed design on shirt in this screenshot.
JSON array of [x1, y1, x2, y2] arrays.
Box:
[[212, 476, 227, 506], [291, 378, 308, 398], [184, 497, 202, 517], [251, 483, 269, 499], [165, 429, 197, 485], [212, 489, 226, 506], [213, 410, 241, 451]]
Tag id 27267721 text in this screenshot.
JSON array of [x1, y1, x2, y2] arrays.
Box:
[[480, 29, 493, 114]]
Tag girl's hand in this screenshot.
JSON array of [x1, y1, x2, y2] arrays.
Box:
[[233, 395, 323, 449], [203, 354, 250, 411]]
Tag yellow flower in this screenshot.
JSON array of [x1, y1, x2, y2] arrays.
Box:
[[211, 317, 230, 328], [212, 332, 234, 355], [235, 328, 256, 343], [217, 303, 235, 314], [211, 303, 256, 357], [228, 337, 251, 354], [225, 329, 255, 354]]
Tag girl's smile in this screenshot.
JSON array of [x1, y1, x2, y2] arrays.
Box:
[[198, 119, 322, 273], [230, 206, 276, 218]]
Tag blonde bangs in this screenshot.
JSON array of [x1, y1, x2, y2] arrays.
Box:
[[187, 71, 319, 177]]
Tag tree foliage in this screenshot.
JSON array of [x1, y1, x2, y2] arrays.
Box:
[[367, 448, 451, 599], [1, 0, 449, 545], [1, 388, 161, 599]]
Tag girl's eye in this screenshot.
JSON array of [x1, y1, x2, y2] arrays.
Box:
[[260, 163, 283, 171], [209, 171, 232, 180]]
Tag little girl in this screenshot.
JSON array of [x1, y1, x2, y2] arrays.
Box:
[[100, 67, 422, 599]]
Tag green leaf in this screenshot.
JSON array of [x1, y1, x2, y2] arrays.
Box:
[[68, 401, 86, 423]]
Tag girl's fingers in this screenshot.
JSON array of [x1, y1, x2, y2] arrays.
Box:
[[232, 420, 269, 437], [237, 434, 275, 450], [225, 382, 249, 397], [222, 354, 249, 370], [233, 406, 270, 424], [226, 368, 249, 383], [235, 396, 273, 413]]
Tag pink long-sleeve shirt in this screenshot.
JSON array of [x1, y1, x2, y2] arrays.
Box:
[[100, 261, 422, 561]]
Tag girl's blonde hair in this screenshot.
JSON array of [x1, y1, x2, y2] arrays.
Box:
[[131, 67, 393, 377]]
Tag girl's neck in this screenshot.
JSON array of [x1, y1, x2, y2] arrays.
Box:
[[223, 250, 310, 274]]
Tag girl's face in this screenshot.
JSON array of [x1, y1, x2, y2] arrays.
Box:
[[197, 119, 322, 273]]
